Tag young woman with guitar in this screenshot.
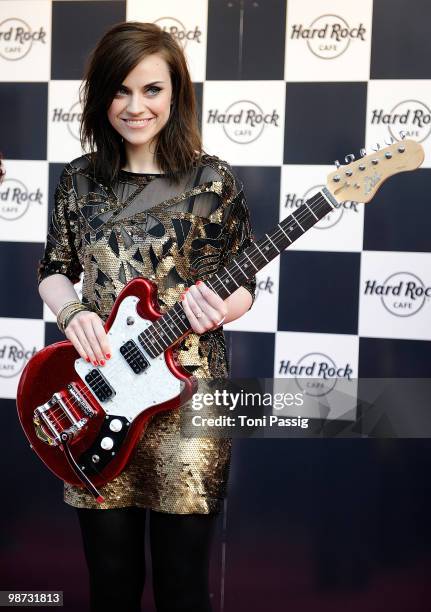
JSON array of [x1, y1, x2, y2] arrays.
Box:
[[37, 22, 256, 612]]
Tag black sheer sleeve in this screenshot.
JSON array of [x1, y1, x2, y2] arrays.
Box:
[[37, 165, 83, 286]]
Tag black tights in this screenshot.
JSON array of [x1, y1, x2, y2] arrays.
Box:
[[76, 506, 218, 612]]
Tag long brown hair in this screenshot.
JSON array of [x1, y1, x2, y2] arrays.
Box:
[[79, 21, 203, 185]]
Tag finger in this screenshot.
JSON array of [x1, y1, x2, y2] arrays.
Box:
[[181, 293, 206, 334], [91, 316, 112, 359], [188, 285, 225, 327], [68, 320, 99, 365], [66, 324, 97, 364], [195, 281, 227, 313], [184, 290, 211, 322], [64, 327, 90, 362], [80, 317, 107, 364]]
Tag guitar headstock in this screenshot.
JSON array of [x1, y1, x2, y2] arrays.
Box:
[[326, 138, 425, 203]]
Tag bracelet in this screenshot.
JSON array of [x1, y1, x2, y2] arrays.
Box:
[[57, 300, 88, 333], [63, 306, 89, 332]]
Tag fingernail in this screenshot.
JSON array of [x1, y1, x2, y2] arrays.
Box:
[[100, 360, 105, 366], [93, 360, 98, 366], [196, 280, 202, 285], [185, 287, 189, 291], [105, 353, 111, 359], [179, 294, 184, 301], [85, 356, 90, 362]]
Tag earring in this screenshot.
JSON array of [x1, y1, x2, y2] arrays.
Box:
[[121, 137, 124, 143]]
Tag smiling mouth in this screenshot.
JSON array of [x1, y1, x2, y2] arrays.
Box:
[[122, 118, 155, 127]]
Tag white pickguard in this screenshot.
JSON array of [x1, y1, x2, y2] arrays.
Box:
[[74, 296, 185, 421]]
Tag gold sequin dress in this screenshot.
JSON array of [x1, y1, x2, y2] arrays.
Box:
[[37, 152, 256, 514]]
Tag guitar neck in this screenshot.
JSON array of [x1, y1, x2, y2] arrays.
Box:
[[139, 188, 336, 358]]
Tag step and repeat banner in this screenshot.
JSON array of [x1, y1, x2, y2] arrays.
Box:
[[1, 0, 431, 609]]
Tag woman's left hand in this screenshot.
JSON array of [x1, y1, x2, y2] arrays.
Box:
[[180, 280, 228, 334]]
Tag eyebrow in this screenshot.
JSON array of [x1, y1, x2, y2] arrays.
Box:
[[120, 81, 165, 89]]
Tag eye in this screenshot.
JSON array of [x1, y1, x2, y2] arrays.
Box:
[[147, 86, 161, 95]]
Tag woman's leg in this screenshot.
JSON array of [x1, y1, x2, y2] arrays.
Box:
[[149, 510, 218, 612], [76, 506, 147, 612]]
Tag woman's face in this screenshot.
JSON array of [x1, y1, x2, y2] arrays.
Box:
[[107, 52, 173, 149]]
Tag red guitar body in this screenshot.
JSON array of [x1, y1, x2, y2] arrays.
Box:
[[16, 278, 197, 501]]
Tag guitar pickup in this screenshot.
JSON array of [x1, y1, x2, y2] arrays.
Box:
[[119, 339, 150, 374], [85, 369, 115, 402]]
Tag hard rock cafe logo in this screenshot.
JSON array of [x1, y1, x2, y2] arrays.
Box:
[[153, 17, 202, 48], [0, 177, 43, 221], [284, 185, 358, 230], [278, 352, 353, 397], [290, 14, 366, 60], [207, 100, 280, 144], [364, 272, 431, 317], [52, 101, 82, 141], [0, 337, 36, 378], [0, 17, 46, 61], [371, 100, 431, 144], [255, 275, 274, 299]]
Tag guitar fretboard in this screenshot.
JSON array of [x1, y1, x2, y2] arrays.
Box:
[[138, 189, 335, 358]]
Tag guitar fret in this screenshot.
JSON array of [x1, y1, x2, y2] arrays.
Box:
[[217, 275, 229, 293], [233, 259, 250, 279], [305, 201, 318, 220], [266, 233, 280, 252], [165, 309, 183, 335], [292, 214, 304, 232], [278, 223, 292, 242], [157, 319, 176, 344], [145, 326, 166, 353], [224, 267, 240, 287], [243, 251, 258, 271], [256, 243, 269, 262]]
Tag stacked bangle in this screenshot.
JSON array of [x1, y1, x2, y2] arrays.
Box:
[[56, 300, 89, 333]]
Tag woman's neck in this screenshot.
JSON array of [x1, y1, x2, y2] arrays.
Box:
[[122, 143, 161, 174]]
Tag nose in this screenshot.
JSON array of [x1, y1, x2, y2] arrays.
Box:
[[126, 92, 148, 114]]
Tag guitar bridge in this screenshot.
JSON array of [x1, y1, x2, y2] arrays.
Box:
[[33, 382, 96, 446]]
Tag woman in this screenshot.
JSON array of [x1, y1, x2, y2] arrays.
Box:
[[37, 21, 256, 612]]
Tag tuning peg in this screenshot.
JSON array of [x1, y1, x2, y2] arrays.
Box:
[[399, 130, 407, 140], [359, 148, 367, 157], [371, 142, 381, 152], [384, 136, 395, 146], [344, 153, 355, 163], [334, 160, 341, 168]]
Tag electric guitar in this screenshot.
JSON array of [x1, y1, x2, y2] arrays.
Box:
[[16, 139, 424, 503]]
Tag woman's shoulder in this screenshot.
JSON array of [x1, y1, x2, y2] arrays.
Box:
[[198, 152, 242, 196], [199, 152, 233, 175], [67, 152, 95, 174]]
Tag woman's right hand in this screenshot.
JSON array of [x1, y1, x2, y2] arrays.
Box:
[[64, 310, 112, 366]]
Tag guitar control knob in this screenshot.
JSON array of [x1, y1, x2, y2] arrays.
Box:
[[101, 437, 114, 451], [92, 454, 100, 463], [385, 152, 393, 159], [109, 419, 123, 432], [333, 175, 341, 182]]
